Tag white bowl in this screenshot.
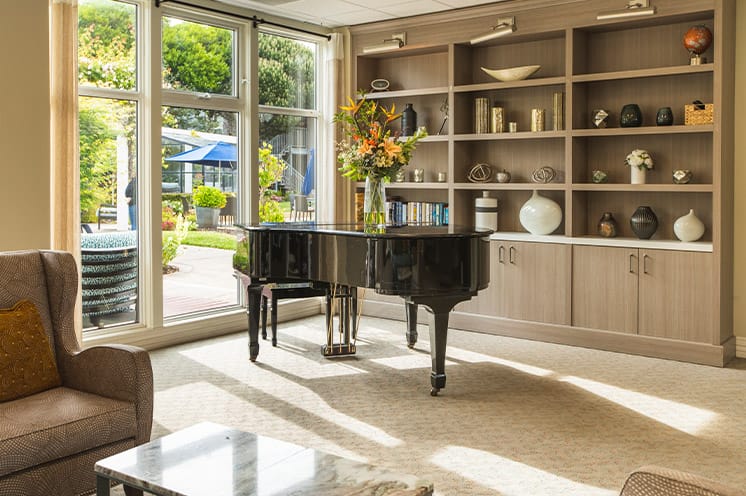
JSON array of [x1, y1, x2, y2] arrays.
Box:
[[481, 64, 541, 82]]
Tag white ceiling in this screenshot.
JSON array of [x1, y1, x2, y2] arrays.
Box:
[[215, 0, 511, 28]]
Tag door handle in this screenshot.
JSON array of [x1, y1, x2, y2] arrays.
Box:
[[629, 253, 636, 273], [509, 246, 516, 264], [498, 245, 505, 264], [643, 254, 650, 274]]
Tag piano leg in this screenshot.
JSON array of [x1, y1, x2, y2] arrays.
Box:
[[261, 294, 268, 340], [405, 301, 418, 348], [409, 295, 473, 396], [247, 285, 262, 362]]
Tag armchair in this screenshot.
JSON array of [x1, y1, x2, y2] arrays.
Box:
[[0, 250, 153, 496], [620, 465, 746, 496]]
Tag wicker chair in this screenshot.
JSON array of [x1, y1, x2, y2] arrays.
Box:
[[0, 250, 153, 496], [620, 466, 746, 496]]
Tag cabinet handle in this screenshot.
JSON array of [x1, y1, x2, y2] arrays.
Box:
[[498, 245, 505, 264], [629, 253, 636, 273], [643, 254, 650, 274], [509, 246, 516, 264]]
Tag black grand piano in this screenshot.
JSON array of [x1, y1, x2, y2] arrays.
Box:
[[234, 223, 490, 395]]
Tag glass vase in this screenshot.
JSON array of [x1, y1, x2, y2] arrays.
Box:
[[363, 175, 386, 229]]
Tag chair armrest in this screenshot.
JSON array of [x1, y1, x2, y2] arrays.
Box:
[[620, 465, 746, 496], [60, 344, 153, 445]]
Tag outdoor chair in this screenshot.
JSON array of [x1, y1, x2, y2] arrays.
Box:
[[0, 250, 153, 496], [290, 194, 313, 221]]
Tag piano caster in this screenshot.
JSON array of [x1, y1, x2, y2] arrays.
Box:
[[430, 387, 440, 396]]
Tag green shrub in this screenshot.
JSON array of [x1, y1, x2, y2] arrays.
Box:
[[162, 214, 188, 268], [192, 185, 227, 209]]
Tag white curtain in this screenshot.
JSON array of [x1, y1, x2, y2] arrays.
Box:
[[50, 0, 82, 336], [318, 31, 349, 223]]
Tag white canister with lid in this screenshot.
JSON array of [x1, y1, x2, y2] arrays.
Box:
[[475, 191, 498, 231]]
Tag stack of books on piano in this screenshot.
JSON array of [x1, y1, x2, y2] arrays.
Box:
[[386, 199, 449, 226]]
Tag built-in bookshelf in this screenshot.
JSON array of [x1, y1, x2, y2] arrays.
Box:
[[349, 0, 735, 366]]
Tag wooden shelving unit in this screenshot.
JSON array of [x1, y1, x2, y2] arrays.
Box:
[[349, 0, 735, 366]]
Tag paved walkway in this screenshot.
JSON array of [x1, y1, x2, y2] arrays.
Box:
[[163, 245, 239, 317]]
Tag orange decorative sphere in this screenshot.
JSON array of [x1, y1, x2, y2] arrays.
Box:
[[683, 25, 713, 55]]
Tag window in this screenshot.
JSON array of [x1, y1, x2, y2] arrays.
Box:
[[258, 31, 319, 222], [78, 0, 140, 330], [77, 1, 325, 341], [160, 13, 244, 319]]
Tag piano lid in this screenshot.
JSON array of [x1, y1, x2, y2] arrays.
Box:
[[235, 223, 493, 239]]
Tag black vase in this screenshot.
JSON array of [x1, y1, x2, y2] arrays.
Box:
[[656, 107, 674, 126], [402, 103, 417, 136], [597, 212, 618, 238], [620, 103, 642, 127], [630, 206, 658, 239]]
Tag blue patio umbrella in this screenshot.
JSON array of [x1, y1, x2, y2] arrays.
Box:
[[165, 141, 237, 186], [301, 148, 315, 196]]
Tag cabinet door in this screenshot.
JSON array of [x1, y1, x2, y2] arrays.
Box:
[[572, 245, 638, 334], [638, 250, 713, 343], [456, 241, 504, 317], [503, 241, 571, 325]]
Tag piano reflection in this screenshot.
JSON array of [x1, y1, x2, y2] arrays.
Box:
[[234, 223, 490, 395]]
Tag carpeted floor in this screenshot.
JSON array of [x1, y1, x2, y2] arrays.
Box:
[[120, 315, 746, 495]]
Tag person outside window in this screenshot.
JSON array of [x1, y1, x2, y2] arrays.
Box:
[[125, 177, 137, 230]]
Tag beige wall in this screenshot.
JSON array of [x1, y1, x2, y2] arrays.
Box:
[[0, 0, 51, 250], [734, 3, 745, 340], [0, 1, 743, 338]]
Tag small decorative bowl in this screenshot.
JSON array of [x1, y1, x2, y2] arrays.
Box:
[[370, 78, 390, 91], [592, 170, 608, 184], [672, 169, 693, 184], [481, 64, 541, 82]]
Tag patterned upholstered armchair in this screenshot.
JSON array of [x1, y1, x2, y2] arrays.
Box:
[[0, 250, 153, 496], [620, 466, 746, 496]]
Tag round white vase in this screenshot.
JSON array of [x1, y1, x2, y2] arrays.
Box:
[[630, 166, 647, 184], [673, 209, 705, 242], [519, 190, 562, 235]]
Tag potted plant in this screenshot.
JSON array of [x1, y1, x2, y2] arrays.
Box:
[[192, 185, 226, 228]]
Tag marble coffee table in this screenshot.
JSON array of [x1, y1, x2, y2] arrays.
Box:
[[94, 422, 433, 496]]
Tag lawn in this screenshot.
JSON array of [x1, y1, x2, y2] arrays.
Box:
[[163, 230, 237, 250]]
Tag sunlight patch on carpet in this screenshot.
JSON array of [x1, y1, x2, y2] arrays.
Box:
[[430, 446, 616, 496], [445, 347, 554, 377], [179, 343, 403, 448], [370, 351, 454, 370], [561, 376, 717, 435]]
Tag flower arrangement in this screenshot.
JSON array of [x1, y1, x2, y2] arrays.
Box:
[[334, 96, 427, 181], [625, 149, 654, 170]]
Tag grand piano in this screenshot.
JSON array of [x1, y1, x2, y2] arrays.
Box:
[[234, 223, 490, 395]]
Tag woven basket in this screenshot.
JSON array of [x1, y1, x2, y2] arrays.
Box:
[[684, 103, 714, 125]]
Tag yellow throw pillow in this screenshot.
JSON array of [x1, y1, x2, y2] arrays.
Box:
[[0, 300, 62, 402]]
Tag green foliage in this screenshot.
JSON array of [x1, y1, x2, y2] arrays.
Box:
[[257, 143, 287, 222], [164, 230, 237, 250], [258, 33, 315, 143], [162, 214, 188, 268], [162, 19, 232, 94], [192, 185, 227, 209], [78, 0, 136, 89]]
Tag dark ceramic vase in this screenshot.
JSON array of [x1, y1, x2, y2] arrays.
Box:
[[597, 212, 618, 238], [620, 103, 642, 127], [656, 107, 674, 126], [630, 206, 658, 239], [402, 103, 417, 136]]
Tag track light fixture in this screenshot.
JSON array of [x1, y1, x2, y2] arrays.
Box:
[[469, 17, 516, 45], [362, 33, 406, 54], [596, 0, 656, 20]]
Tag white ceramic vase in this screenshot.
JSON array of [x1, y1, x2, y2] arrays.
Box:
[[673, 209, 705, 242], [630, 166, 647, 184], [519, 190, 562, 235]]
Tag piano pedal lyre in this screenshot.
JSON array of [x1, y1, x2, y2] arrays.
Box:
[[322, 284, 358, 357]]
